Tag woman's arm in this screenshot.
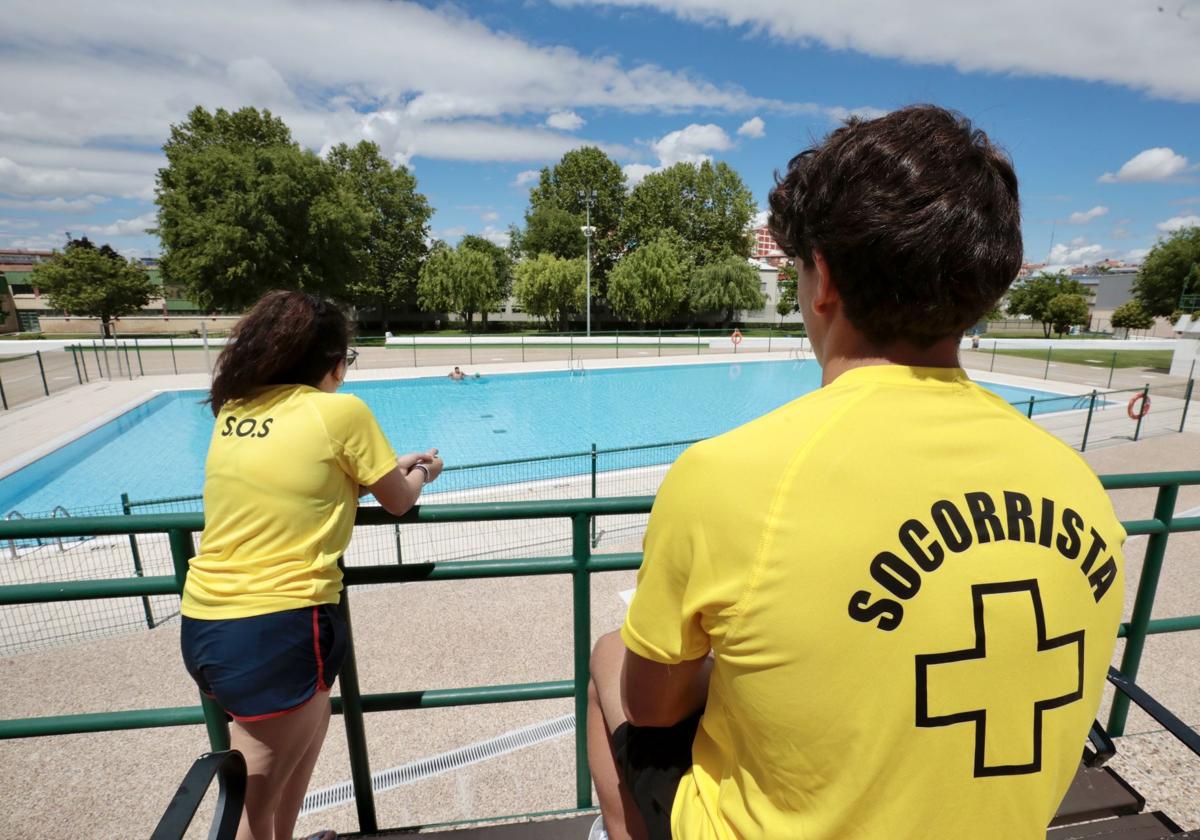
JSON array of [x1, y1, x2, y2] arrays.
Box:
[[365, 450, 444, 515]]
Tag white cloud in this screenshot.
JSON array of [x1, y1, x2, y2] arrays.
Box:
[[82, 211, 157, 237], [481, 210, 499, 222], [0, 233, 63, 250], [622, 163, 658, 187], [1171, 195, 1200, 205], [480, 225, 511, 247], [1124, 248, 1151, 262], [751, 209, 769, 228], [737, 116, 764, 138], [1048, 237, 1108, 265], [824, 105, 890, 122], [0, 156, 155, 199], [652, 123, 732, 167], [512, 169, 542, 187], [0, 218, 40, 231], [1065, 205, 1108, 224], [0, 195, 108, 212], [546, 110, 585, 131], [1099, 148, 1190, 183], [551, 0, 1200, 100], [1157, 214, 1200, 232]]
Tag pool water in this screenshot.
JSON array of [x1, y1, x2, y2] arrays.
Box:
[[1, 361, 1080, 515]]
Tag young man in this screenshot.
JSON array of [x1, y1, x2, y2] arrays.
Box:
[[587, 106, 1125, 840]]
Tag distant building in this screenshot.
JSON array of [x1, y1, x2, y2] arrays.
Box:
[[750, 226, 791, 268]]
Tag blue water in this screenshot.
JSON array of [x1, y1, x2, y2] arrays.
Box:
[[1, 362, 1082, 515]]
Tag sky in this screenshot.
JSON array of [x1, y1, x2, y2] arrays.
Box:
[[1, 0, 1198, 271]]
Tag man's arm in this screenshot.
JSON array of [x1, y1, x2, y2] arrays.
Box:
[[621, 647, 713, 728]]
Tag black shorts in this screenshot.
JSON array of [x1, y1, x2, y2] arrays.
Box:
[[612, 713, 702, 840], [181, 603, 347, 722]]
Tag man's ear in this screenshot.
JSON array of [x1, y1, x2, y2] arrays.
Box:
[[810, 250, 840, 315]]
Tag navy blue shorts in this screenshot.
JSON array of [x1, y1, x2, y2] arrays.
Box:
[[181, 603, 347, 722]]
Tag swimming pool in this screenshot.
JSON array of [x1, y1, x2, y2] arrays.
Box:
[[1, 361, 1081, 515]]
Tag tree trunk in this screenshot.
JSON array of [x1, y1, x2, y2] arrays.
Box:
[[101, 316, 112, 338], [1042, 322, 1051, 338]]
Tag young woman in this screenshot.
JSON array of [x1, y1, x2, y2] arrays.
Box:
[[180, 291, 443, 840]]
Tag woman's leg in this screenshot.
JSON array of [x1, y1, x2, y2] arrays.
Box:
[[231, 694, 332, 840], [273, 691, 333, 840]]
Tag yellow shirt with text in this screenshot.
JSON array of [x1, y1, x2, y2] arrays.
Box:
[[623, 365, 1124, 840], [182, 385, 397, 620]]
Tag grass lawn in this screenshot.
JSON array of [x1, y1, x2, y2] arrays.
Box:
[[992, 348, 1172, 370]]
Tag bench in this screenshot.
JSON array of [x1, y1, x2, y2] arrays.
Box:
[[153, 668, 1199, 839]]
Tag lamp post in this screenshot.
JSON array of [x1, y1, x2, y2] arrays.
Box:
[[578, 189, 597, 337]]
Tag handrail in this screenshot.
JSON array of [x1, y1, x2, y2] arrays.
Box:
[[0, 475, 1197, 835]]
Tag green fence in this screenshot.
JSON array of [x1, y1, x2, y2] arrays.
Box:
[[0, 473, 1198, 834]]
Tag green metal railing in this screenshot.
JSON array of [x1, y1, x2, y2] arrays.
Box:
[[0, 475, 1198, 833]]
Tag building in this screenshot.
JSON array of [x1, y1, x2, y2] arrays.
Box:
[[750, 226, 791, 268], [0, 248, 235, 335]]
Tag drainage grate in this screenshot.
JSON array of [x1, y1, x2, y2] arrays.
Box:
[[299, 714, 575, 816]]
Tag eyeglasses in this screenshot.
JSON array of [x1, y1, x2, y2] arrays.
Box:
[[345, 349, 359, 367]]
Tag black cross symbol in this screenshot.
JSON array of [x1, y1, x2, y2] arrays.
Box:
[[915, 579, 1085, 777]]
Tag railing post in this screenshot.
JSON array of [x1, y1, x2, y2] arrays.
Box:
[[1133, 384, 1149, 441], [336, 589, 378, 833], [122, 493, 156, 630], [169, 336, 178, 375], [990, 340, 997, 372], [1081, 391, 1097, 452], [412, 335, 418, 368], [134, 337, 144, 376], [124, 343, 134, 380], [0, 370, 7, 410], [1026, 395, 1035, 419], [696, 327, 701, 355], [469, 332, 474, 366], [1180, 378, 1194, 433], [1107, 351, 1116, 389], [570, 333, 574, 365], [168, 527, 230, 751], [521, 334, 525, 364], [70, 346, 82, 385], [393, 523, 404, 564], [1044, 345, 1052, 379], [571, 512, 593, 809], [36, 351, 49, 396], [1108, 483, 1179, 736], [590, 444, 598, 548], [658, 329, 662, 358], [615, 328, 620, 359]]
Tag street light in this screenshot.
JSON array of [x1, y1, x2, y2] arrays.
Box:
[[578, 189, 597, 337]]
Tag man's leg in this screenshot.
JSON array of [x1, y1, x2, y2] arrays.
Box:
[[587, 630, 648, 840]]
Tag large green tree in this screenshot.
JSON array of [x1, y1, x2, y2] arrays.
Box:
[[1133, 226, 1200, 317], [417, 244, 503, 331], [327, 140, 431, 329], [516, 147, 625, 283], [512, 253, 585, 330], [1046, 292, 1090, 337], [688, 256, 764, 325], [619, 161, 755, 267], [156, 106, 369, 311], [33, 238, 154, 336], [1109, 300, 1156, 335], [459, 234, 514, 326], [1005, 272, 1091, 337], [607, 234, 690, 325]]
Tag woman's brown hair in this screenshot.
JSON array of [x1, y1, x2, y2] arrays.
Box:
[[208, 291, 350, 415]]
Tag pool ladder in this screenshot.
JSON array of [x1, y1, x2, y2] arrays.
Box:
[[569, 358, 586, 377], [5, 506, 74, 559]]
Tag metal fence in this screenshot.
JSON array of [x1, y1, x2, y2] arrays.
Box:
[[0, 473, 1197, 836]]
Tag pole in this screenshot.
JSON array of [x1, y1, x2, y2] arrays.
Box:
[[658, 328, 662, 358], [1026, 395, 1036, 419], [35, 351, 49, 396], [1180, 378, 1194, 433], [134, 337, 144, 376], [112, 322, 123, 378], [123, 343, 133, 380], [696, 327, 701, 356], [585, 202, 592, 338], [1081, 391, 1097, 452], [1043, 345, 1052, 379], [990, 340, 997, 372], [412, 336, 418, 368], [469, 333, 474, 366], [1107, 351, 1116, 389], [590, 443, 598, 548], [122, 493, 156, 630], [571, 513, 594, 808], [0, 370, 7, 410], [521, 334, 525, 363], [336, 591, 379, 833], [169, 336, 177, 375], [70, 346, 82, 385]]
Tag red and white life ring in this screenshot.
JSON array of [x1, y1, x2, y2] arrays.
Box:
[[731, 329, 744, 347], [1127, 393, 1151, 421]]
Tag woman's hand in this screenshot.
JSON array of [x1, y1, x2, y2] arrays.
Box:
[[396, 450, 434, 472]]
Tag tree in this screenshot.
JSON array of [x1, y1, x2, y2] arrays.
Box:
[[327, 140, 431, 330], [776, 264, 798, 320], [1046, 293, 1090, 337], [417, 244, 503, 331], [1005, 272, 1090, 337], [512, 253, 585, 330], [688, 256, 764, 325], [607, 235, 690, 325], [156, 106, 369, 312], [33, 238, 154, 336], [1133, 226, 1200, 317], [459, 235, 513, 326], [619, 161, 755, 267], [1110, 300, 1155, 337], [518, 147, 626, 282]]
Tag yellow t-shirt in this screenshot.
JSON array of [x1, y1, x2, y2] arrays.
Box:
[[182, 385, 397, 620], [623, 365, 1125, 840]]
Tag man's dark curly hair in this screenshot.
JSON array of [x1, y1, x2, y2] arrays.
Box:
[[767, 105, 1021, 348]]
